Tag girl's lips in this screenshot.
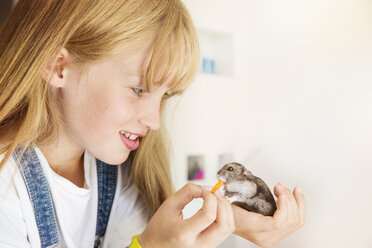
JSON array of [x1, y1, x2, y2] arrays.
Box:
[[119, 132, 140, 150]]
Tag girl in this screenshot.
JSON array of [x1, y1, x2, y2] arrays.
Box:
[[0, 0, 305, 247]]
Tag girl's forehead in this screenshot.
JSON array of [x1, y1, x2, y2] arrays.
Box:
[[115, 45, 154, 71]]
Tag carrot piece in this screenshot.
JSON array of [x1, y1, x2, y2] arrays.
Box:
[[211, 180, 224, 194]]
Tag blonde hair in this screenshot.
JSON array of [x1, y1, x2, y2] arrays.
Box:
[[0, 0, 200, 216]]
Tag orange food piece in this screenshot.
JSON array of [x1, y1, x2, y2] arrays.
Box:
[[211, 180, 224, 194]]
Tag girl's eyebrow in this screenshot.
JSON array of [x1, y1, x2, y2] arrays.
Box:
[[126, 74, 142, 79], [126, 75, 143, 84]]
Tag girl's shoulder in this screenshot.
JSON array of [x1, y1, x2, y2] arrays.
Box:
[[0, 151, 22, 199], [0, 152, 33, 247], [0, 151, 17, 190], [0, 151, 23, 213]]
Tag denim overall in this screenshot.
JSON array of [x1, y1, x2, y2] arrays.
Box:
[[13, 147, 118, 248]]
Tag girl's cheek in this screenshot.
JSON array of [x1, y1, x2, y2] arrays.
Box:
[[116, 97, 139, 118], [76, 97, 112, 134], [104, 97, 138, 127]]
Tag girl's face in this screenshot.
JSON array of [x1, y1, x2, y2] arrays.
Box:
[[60, 42, 169, 164]]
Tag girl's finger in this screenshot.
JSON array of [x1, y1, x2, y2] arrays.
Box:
[[168, 183, 203, 212], [224, 196, 235, 230], [274, 183, 282, 198], [214, 194, 234, 231], [271, 192, 288, 231], [293, 186, 306, 227], [277, 183, 297, 228], [198, 194, 234, 246], [183, 189, 218, 233]]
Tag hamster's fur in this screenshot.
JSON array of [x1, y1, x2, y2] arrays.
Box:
[[217, 162, 277, 216]]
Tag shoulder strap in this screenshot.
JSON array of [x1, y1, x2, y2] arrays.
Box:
[[12, 147, 118, 248], [94, 159, 118, 247], [13, 147, 60, 248]]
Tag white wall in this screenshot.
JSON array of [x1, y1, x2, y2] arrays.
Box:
[[164, 0, 372, 247]]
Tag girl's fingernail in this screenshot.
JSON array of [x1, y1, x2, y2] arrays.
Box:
[[279, 182, 288, 189], [296, 187, 302, 194], [202, 185, 212, 191]]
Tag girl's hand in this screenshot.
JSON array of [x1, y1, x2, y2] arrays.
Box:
[[138, 183, 235, 248], [233, 183, 306, 248]]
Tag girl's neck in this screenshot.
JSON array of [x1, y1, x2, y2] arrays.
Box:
[[38, 134, 86, 188]]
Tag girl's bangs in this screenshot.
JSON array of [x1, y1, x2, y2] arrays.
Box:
[[143, 14, 200, 98]]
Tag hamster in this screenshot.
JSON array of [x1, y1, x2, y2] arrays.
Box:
[[217, 162, 277, 216]]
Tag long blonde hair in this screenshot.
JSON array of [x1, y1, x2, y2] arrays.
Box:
[[0, 0, 200, 216]]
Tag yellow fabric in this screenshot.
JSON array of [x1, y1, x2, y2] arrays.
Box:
[[129, 234, 142, 248]]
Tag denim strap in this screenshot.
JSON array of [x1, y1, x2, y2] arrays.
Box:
[[94, 159, 118, 248], [13, 147, 60, 248], [13, 147, 118, 248]]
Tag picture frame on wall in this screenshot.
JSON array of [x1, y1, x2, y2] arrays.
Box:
[[187, 155, 205, 181]]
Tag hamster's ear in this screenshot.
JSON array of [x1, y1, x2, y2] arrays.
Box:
[[243, 169, 251, 176], [41, 47, 70, 88]]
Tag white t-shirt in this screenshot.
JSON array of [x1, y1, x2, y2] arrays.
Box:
[[0, 147, 149, 248]]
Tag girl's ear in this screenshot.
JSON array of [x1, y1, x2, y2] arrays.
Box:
[[42, 48, 70, 88]]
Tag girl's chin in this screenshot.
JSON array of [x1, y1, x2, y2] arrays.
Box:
[[95, 150, 130, 165]]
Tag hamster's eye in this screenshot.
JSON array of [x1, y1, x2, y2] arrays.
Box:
[[227, 166, 233, 171]]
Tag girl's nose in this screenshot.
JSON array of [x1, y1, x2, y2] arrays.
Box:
[[138, 96, 161, 131]]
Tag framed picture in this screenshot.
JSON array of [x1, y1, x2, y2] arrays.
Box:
[[187, 155, 205, 181]]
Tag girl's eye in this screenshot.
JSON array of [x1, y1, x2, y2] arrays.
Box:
[[132, 88, 144, 96]]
